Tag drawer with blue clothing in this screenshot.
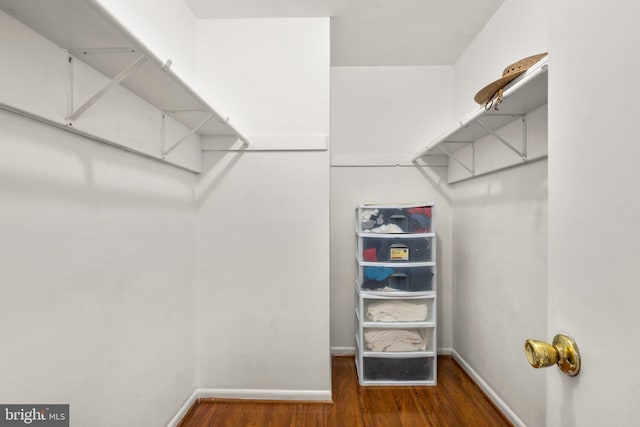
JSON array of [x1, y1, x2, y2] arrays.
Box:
[[357, 262, 434, 292]]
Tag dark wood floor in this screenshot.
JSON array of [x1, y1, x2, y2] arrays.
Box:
[[178, 356, 512, 426]]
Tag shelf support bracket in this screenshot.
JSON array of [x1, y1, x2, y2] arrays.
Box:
[[66, 54, 148, 122], [474, 117, 526, 160], [162, 112, 214, 159], [522, 114, 528, 160], [437, 144, 474, 176]]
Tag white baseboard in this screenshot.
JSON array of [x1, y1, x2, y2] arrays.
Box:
[[167, 387, 332, 426], [451, 349, 526, 427], [438, 347, 453, 356], [331, 346, 355, 356], [195, 388, 332, 402], [166, 389, 199, 427]]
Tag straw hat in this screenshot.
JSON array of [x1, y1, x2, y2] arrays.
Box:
[[474, 53, 548, 106]]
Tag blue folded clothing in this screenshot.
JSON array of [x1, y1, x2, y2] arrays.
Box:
[[364, 266, 394, 281]]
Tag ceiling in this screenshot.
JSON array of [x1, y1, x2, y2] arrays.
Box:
[[184, 0, 505, 66]]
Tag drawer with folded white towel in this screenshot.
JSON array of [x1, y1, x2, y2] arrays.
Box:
[[362, 327, 435, 354], [361, 297, 435, 325]]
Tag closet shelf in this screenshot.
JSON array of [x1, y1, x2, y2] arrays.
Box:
[[412, 56, 548, 164], [0, 0, 249, 157]]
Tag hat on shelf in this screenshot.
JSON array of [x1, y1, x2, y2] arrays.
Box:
[[474, 53, 548, 108]]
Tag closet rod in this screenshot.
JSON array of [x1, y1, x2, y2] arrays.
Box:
[[0, 102, 201, 174]]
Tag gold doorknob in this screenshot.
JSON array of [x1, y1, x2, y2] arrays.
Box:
[[524, 333, 580, 376]]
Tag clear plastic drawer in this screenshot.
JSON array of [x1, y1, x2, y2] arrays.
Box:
[[363, 297, 435, 323], [357, 263, 434, 292], [357, 234, 433, 263], [363, 327, 435, 353], [362, 356, 434, 382], [357, 204, 433, 233]]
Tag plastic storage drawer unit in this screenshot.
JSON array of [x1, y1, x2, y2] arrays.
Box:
[[355, 202, 437, 386]]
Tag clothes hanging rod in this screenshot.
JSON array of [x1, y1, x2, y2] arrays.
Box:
[[0, 102, 200, 173]]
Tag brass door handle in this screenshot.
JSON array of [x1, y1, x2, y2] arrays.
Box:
[[524, 333, 581, 376]]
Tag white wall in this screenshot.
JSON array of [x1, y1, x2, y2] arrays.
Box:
[[331, 66, 453, 166], [0, 109, 198, 427], [196, 151, 330, 396], [330, 66, 453, 353], [450, 1, 549, 425], [194, 18, 331, 398], [452, 160, 547, 425], [195, 18, 329, 142], [547, 1, 640, 426]]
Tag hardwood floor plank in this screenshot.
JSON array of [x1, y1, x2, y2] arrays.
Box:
[[327, 356, 365, 427], [178, 356, 513, 427], [363, 386, 433, 427], [361, 387, 403, 427]]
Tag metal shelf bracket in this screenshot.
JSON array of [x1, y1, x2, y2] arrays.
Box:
[[437, 143, 475, 176], [66, 50, 147, 122], [161, 111, 214, 159], [474, 115, 528, 161]]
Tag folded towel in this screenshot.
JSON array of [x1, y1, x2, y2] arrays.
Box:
[[364, 329, 429, 352], [366, 300, 428, 322]]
